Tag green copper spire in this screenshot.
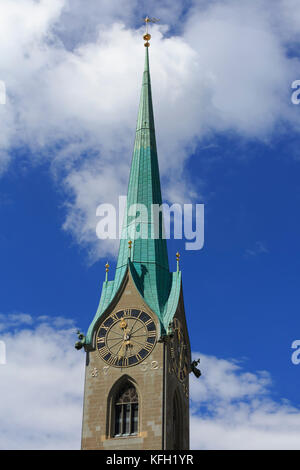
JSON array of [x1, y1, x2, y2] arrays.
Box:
[[115, 44, 170, 313], [85, 43, 182, 346], [116, 46, 169, 270]]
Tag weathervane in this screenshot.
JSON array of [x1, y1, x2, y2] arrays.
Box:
[[142, 16, 159, 47]]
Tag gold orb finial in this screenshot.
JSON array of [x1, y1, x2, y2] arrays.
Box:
[[143, 33, 151, 47], [105, 261, 110, 281], [142, 16, 159, 46], [176, 252, 180, 272], [128, 240, 132, 259]]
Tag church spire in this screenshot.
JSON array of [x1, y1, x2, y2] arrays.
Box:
[[116, 41, 169, 274], [85, 28, 182, 346]]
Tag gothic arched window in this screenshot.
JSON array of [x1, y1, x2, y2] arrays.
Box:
[[114, 382, 138, 437]]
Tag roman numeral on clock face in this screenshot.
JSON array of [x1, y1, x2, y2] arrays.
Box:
[[147, 330, 156, 337], [106, 355, 119, 366], [144, 342, 153, 352], [122, 357, 128, 367], [122, 309, 131, 316], [98, 346, 109, 358], [110, 313, 119, 322]]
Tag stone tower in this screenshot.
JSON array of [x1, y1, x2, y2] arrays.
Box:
[[76, 31, 193, 451]]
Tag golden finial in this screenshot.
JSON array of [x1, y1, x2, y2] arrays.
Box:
[[176, 252, 180, 272], [128, 240, 132, 259], [105, 262, 109, 282], [142, 16, 159, 47]]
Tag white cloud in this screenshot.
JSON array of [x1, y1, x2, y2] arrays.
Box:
[[190, 354, 300, 450], [0, 318, 299, 449], [0, 315, 84, 450], [245, 241, 269, 257], [0, 313, 33, 332], [1, 0, 300, 259]]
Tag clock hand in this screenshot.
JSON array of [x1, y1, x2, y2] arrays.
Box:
[[117, 327, 134, 358], [118, 340, 133, 361], [119, 317, 128, 331], [117, 340, 127, 359], [128, 317, 139, 335], [124, 341, 132, 356]]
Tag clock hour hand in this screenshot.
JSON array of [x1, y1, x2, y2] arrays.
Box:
[[117, 341, 127, 359], [119, 317, 128, 331], [117, 338, 133, 359]]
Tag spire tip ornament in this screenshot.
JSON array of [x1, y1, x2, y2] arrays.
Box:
[[128, 240, 132, 259], [105, 262, 109, 282], [176, 252, 180, 272], [142, 16, 159, 47]]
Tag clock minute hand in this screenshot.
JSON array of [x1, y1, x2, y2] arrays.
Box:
[[128, 317, 139, 336]]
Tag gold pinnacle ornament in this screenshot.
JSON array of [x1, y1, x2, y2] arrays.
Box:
[[105, 262, 109, 282], [143, 16, 159, 47], [128, 240, 132, 259], [176, 252, 180, 272]]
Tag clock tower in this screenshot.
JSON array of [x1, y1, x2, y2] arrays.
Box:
[[76, 27, 197, 450]]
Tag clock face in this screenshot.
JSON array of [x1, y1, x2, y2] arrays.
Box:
[[169, 318, 189, 382], [96, 309, 157, 368]]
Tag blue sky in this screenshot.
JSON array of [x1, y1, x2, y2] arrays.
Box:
[[1, 0, 300, 449]]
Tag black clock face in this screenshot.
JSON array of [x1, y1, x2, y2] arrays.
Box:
[[169, 318, 189, 382], [96, 309, 157, 368]]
